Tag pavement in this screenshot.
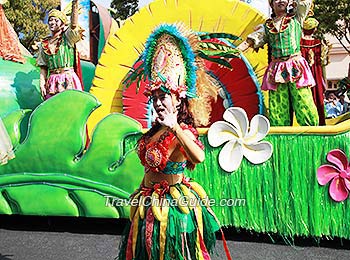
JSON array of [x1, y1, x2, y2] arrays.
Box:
[[0, 216, 350, 260]]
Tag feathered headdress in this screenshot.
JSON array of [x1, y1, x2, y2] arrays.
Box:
[[123, 23, 241, 126]]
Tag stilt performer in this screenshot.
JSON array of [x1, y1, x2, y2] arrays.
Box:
[[238, 0, 319, 126]]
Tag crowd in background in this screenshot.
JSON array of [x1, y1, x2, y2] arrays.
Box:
[[324, 91, 350, 118]]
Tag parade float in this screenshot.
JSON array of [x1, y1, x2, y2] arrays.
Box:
[[0, 0, 349, 241]]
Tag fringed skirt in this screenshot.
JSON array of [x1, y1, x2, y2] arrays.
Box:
[[117, 179, 223, 260]]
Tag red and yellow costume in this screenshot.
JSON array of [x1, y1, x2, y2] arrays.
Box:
[[118, 23, 232, 260], [119, 124, 224, 260], [300, 17, 330, 125]]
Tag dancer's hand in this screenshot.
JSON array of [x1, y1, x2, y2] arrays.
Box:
[[156, 105, 178, 129], [237, 40, 251, 52], [40, 86, 47, 97]]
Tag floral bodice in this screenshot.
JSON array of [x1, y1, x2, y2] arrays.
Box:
[[137, 124, 204, 174]]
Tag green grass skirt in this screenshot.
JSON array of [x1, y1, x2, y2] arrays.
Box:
[[117, 182, 221, 260]]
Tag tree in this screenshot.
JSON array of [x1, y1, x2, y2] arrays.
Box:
[[110, 0, 138, 21], [3, 0, 60, 54], [314, 0, 350, 54]]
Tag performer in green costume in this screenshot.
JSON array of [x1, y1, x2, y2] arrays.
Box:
[[36, 0, 83, 100], [238, 0, 319, 126]]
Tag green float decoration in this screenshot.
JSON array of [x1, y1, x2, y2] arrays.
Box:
[[0, 90, 144, 218]]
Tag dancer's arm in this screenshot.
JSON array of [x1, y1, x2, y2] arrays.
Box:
[[157, 108, 205, 164], [295, 0, 313, 23], [237, 24, 266, 52], [39, 67, 47, 97], [170, 123, 205, 164], [237, 38, 254, 52], [66, 0, 83, 46]]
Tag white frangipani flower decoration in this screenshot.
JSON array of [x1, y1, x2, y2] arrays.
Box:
[[208, 107, 273, 172]]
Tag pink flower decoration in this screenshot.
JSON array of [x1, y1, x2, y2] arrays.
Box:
[[144, 77, 189, 98], [317, 149, 350, 202]]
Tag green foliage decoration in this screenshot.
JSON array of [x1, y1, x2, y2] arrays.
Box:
[[110, 0, 138, 21], [0, 90, 144, 218]]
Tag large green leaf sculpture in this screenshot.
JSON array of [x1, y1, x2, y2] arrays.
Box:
[[0, 90, 144, 218]]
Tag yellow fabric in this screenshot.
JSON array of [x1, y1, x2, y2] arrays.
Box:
[[195, 205, 204, 260], [159, 202, 169, 260], [303, 17, 319, 30], [48, 9, 68, 24], [196, 204, 204, 235]]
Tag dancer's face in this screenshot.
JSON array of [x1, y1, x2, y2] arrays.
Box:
[[272, 0, 289, 14], [48, 16, 64, 33], [152, 89, 179, 117]]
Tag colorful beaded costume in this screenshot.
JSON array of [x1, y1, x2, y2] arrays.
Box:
[[118, 24, 233, 260]]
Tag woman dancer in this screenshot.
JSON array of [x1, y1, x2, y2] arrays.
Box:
[[118, 23, 232, 260]]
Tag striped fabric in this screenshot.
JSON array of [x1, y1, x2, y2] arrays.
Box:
[[266, 17, 302, 58]]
